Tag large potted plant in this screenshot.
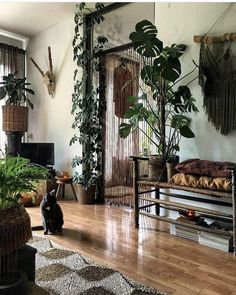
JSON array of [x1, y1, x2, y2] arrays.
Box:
[[0, 153, 49, 292], [119, 20, 198, 181], [0, 72, 34, 132], [70, 3, 107, 204]]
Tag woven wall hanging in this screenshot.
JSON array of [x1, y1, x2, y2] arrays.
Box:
[[198, 41, 236, 135], [194, 3, 236, 135]]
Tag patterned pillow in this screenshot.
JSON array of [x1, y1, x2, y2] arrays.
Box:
[[171, 173, 232, 192], [175, 159, 234, 178]]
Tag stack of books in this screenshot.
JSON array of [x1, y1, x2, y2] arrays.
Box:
[[170, 224, 199, 242], [199, 231, 233, 252]]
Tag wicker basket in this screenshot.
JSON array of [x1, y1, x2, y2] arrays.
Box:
[[2, 105, 28, 132], [0, 204, 32, 255], [148, 156, 167, 181]]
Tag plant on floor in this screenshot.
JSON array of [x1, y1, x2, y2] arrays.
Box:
[[70, 3, 107, 192], [119, 20, 198, 163], [0, 152, 49, 287]]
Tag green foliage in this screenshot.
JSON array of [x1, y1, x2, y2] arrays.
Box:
[[71, 3, 107, 189], [0, 72, 35, 109], [119, 20, 198, 161], [0, 153, 49, 210]]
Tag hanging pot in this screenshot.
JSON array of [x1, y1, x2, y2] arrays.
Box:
[[148, 155, 167, 181], [2, 106, 28, 132]]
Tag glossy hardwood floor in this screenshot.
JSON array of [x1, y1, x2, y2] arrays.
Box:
[[27, 201, 236, 295]]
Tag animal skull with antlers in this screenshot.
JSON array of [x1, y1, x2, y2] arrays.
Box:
[[30, 46, 55, 97]]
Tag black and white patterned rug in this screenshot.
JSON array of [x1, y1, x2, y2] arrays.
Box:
[[29, 236, 168, 295]]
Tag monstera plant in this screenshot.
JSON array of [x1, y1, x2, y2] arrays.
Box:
[[119, 20, 198, 179]]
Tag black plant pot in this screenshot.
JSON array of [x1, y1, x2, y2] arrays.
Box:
[[0, 271, 28, 295]]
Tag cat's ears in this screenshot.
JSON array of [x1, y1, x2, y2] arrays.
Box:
[[49, 189, 56, 196]]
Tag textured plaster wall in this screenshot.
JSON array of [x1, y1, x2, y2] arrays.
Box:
[[94, 3, 155, 46], [26, 17, 78, 174], [155, 3, 236, 162]]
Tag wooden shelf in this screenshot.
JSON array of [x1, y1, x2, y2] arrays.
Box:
[[130, 156, 236, 254]]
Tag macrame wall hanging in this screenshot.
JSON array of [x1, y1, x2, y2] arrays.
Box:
[[194, 4, 236, 135]]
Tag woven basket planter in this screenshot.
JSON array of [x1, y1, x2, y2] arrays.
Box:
[[148, 156, 167, 181], [0, 204, 32, 255], [77, 184, 95, 204], [2, 106, 28, 132]]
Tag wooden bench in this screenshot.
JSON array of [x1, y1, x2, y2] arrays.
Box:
[[131, 156, 236, 255]]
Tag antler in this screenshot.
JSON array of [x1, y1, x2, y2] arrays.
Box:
[[30, 58, 44, 77], [48, 46, 53, 74]]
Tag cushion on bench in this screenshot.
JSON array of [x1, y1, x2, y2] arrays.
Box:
[[171, 173, 232, 192], [175, 159, 234, 178]]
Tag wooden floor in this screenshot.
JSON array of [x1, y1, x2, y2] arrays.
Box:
[[27, 201, 236, 295]]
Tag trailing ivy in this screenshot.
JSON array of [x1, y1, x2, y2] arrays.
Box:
[[70, 3, 108, 190]]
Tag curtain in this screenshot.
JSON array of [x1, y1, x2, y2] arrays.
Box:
[[104, 52, 140, 206], [0, 43, 25, 77], [0, 43, 25, 151]]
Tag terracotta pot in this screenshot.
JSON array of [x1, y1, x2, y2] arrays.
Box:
[[76, 184, 95, 204], [2, 105, 28, 132]]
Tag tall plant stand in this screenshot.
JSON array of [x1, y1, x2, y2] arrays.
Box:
[[6, 132, 24, 156]]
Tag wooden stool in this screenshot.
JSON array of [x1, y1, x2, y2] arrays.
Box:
[[55, 179, 78, 201]]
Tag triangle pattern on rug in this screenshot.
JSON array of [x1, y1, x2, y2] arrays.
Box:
[[28, 236, 168, 295]]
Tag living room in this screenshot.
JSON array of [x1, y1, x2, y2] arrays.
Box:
[[0, 2, 236, 295]]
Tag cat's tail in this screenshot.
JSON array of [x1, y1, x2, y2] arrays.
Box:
[[31, 225, 44, 231]]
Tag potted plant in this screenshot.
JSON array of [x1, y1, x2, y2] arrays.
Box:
[[119, 20, 198, 181], [70, 3, 107, 204], [0, 152, 49, 291], [0, 72, 34, 133]]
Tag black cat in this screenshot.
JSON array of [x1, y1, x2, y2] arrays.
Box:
[[40, 189, 64, 235]]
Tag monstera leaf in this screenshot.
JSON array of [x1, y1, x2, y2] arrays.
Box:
[[141, 65, 161, 87], [161, 56, 181, 82], [129, 20, 163, 57], [171, 114, 195, 138]]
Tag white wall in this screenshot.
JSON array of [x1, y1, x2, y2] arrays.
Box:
[[155, 2, 236, 163], [26, 17, 80, 174]]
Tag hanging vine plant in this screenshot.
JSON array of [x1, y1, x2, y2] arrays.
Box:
[[70, 2, 108, 190]]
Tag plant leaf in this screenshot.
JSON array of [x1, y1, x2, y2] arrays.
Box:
[[180, 125, 195, 138], [119, 123, 132, 138], [129, 20, 163, 57]]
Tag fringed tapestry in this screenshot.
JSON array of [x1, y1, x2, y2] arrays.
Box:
[[199, 42, 236, 135]]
